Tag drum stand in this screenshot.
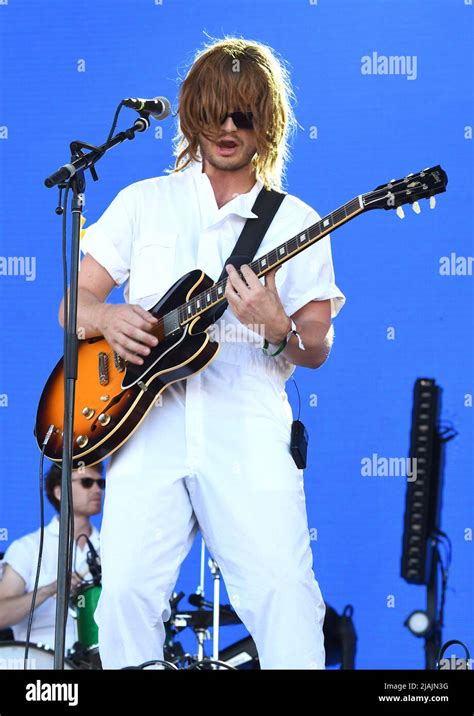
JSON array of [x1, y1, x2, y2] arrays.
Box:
[[209, 557, 221, 663], [153, 538, 238, 670], [186, 538, 236, 670]]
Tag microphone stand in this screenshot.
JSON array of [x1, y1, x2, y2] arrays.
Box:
[[195, 538, 207, 663], [43, 113, 152, 670], [209, 557, 221, 665]]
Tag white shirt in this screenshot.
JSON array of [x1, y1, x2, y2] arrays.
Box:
[[1, 517, 100, 651], [80, 158, 346, 382]]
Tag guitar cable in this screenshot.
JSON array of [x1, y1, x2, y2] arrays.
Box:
[[24, 433, 49, 669], [289, 375, 309, 470]]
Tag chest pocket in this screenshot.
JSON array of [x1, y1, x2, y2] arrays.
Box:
[[129, 233, 178, 308]]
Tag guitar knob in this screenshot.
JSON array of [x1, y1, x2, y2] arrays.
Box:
[[98, 413, 111, 426], [76, 435, 88, 448], [429, 196, 436, 209], [82, 407, 95, 419], [396, 206, 405, 219], [412, 201, 421, 214]]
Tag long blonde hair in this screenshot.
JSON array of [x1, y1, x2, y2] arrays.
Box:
[[165, 36, 298, 191]]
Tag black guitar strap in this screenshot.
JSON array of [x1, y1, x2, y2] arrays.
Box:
[[210, 185, 287, 323]]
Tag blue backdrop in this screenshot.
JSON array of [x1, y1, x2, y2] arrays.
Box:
[[0, 0, 472, 669]]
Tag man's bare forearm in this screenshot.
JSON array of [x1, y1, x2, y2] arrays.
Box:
[[278, 319, 334, 369], [0, 587, 54, 630], [59, 288, 108, 340]]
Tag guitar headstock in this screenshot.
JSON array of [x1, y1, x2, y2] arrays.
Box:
[[362, 165, 448, 217]]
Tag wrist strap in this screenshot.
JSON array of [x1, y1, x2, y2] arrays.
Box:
[[289, 318, 306, 351], [262, 318, 305, 357], [262, 337, 287, 357]]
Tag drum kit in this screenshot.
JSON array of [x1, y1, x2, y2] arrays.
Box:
[[0, 538, 356, 670], [0, 539, 249, 671], [125, 540, 247, 670]]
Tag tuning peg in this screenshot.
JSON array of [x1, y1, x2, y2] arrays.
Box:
[[396, 206, 405, 219], [412, 201, 421, 214], [429, 196, 436, 209]]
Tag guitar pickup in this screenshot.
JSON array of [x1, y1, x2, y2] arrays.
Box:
[[98, 352, 109, 385]]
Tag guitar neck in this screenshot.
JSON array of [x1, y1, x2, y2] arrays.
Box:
[[175, 194, 364, 328]]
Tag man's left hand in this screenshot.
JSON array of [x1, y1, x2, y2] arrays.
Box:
[[224, 263, 290, 344]]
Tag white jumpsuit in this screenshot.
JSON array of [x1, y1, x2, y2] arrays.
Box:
[[80, 158, 345, 669]]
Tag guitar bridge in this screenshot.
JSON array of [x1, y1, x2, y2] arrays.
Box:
[[113, 351, 125, 372]]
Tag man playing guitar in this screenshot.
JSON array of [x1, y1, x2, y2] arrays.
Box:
[[61, 36, 345, 669]]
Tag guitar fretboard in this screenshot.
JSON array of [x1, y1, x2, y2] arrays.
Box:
[[160, 194, 363, 336]]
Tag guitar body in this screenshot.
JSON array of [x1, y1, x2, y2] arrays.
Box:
[[35, 269, 220, 467]]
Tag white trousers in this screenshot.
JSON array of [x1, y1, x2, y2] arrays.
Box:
[[95, 342, 326, 669]]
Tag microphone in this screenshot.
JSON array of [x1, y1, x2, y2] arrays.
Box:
[[122, 96, 171, 120], [189, 593, 212, 609], [188, 592, 234, 613], [85, 537, 101, 585]]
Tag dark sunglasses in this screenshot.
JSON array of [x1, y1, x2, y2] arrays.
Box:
[[72, 477, 106, 490], [219, 111, 254, 129], [201, 110, 254, 130]]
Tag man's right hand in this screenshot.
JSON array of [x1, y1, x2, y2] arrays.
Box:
[[39, 572, 87, 600], [95, 304, 159, 366]]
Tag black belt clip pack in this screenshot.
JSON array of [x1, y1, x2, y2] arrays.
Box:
[[290, 418, 309, 470]]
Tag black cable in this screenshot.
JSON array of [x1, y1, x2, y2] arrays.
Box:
[[185, 658, 237, 671], [122, 659, 179, 671], [434, 529, 452, 561], [437, 421, 458, 443], [74, 532, 92, 573], [72, 532, 98, 587], [24, 445, 48, 669], [433, 529, 452, 576], [437, 639, 471, 669], [432, 530, 452, 630], [290, 375, 302, 420], [105, 102, 127, 147], [438, 555, 448, 630]]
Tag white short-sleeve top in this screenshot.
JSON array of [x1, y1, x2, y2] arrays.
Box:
[[80, 159, 346, 382]]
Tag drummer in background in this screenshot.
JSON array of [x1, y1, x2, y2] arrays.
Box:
[[0, 464, 103, 652]]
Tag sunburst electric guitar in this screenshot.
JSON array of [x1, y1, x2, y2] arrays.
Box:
[[35, 166, 448, 467]]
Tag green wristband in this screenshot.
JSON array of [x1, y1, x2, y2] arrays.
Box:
[[262, 337, 287, 357]]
